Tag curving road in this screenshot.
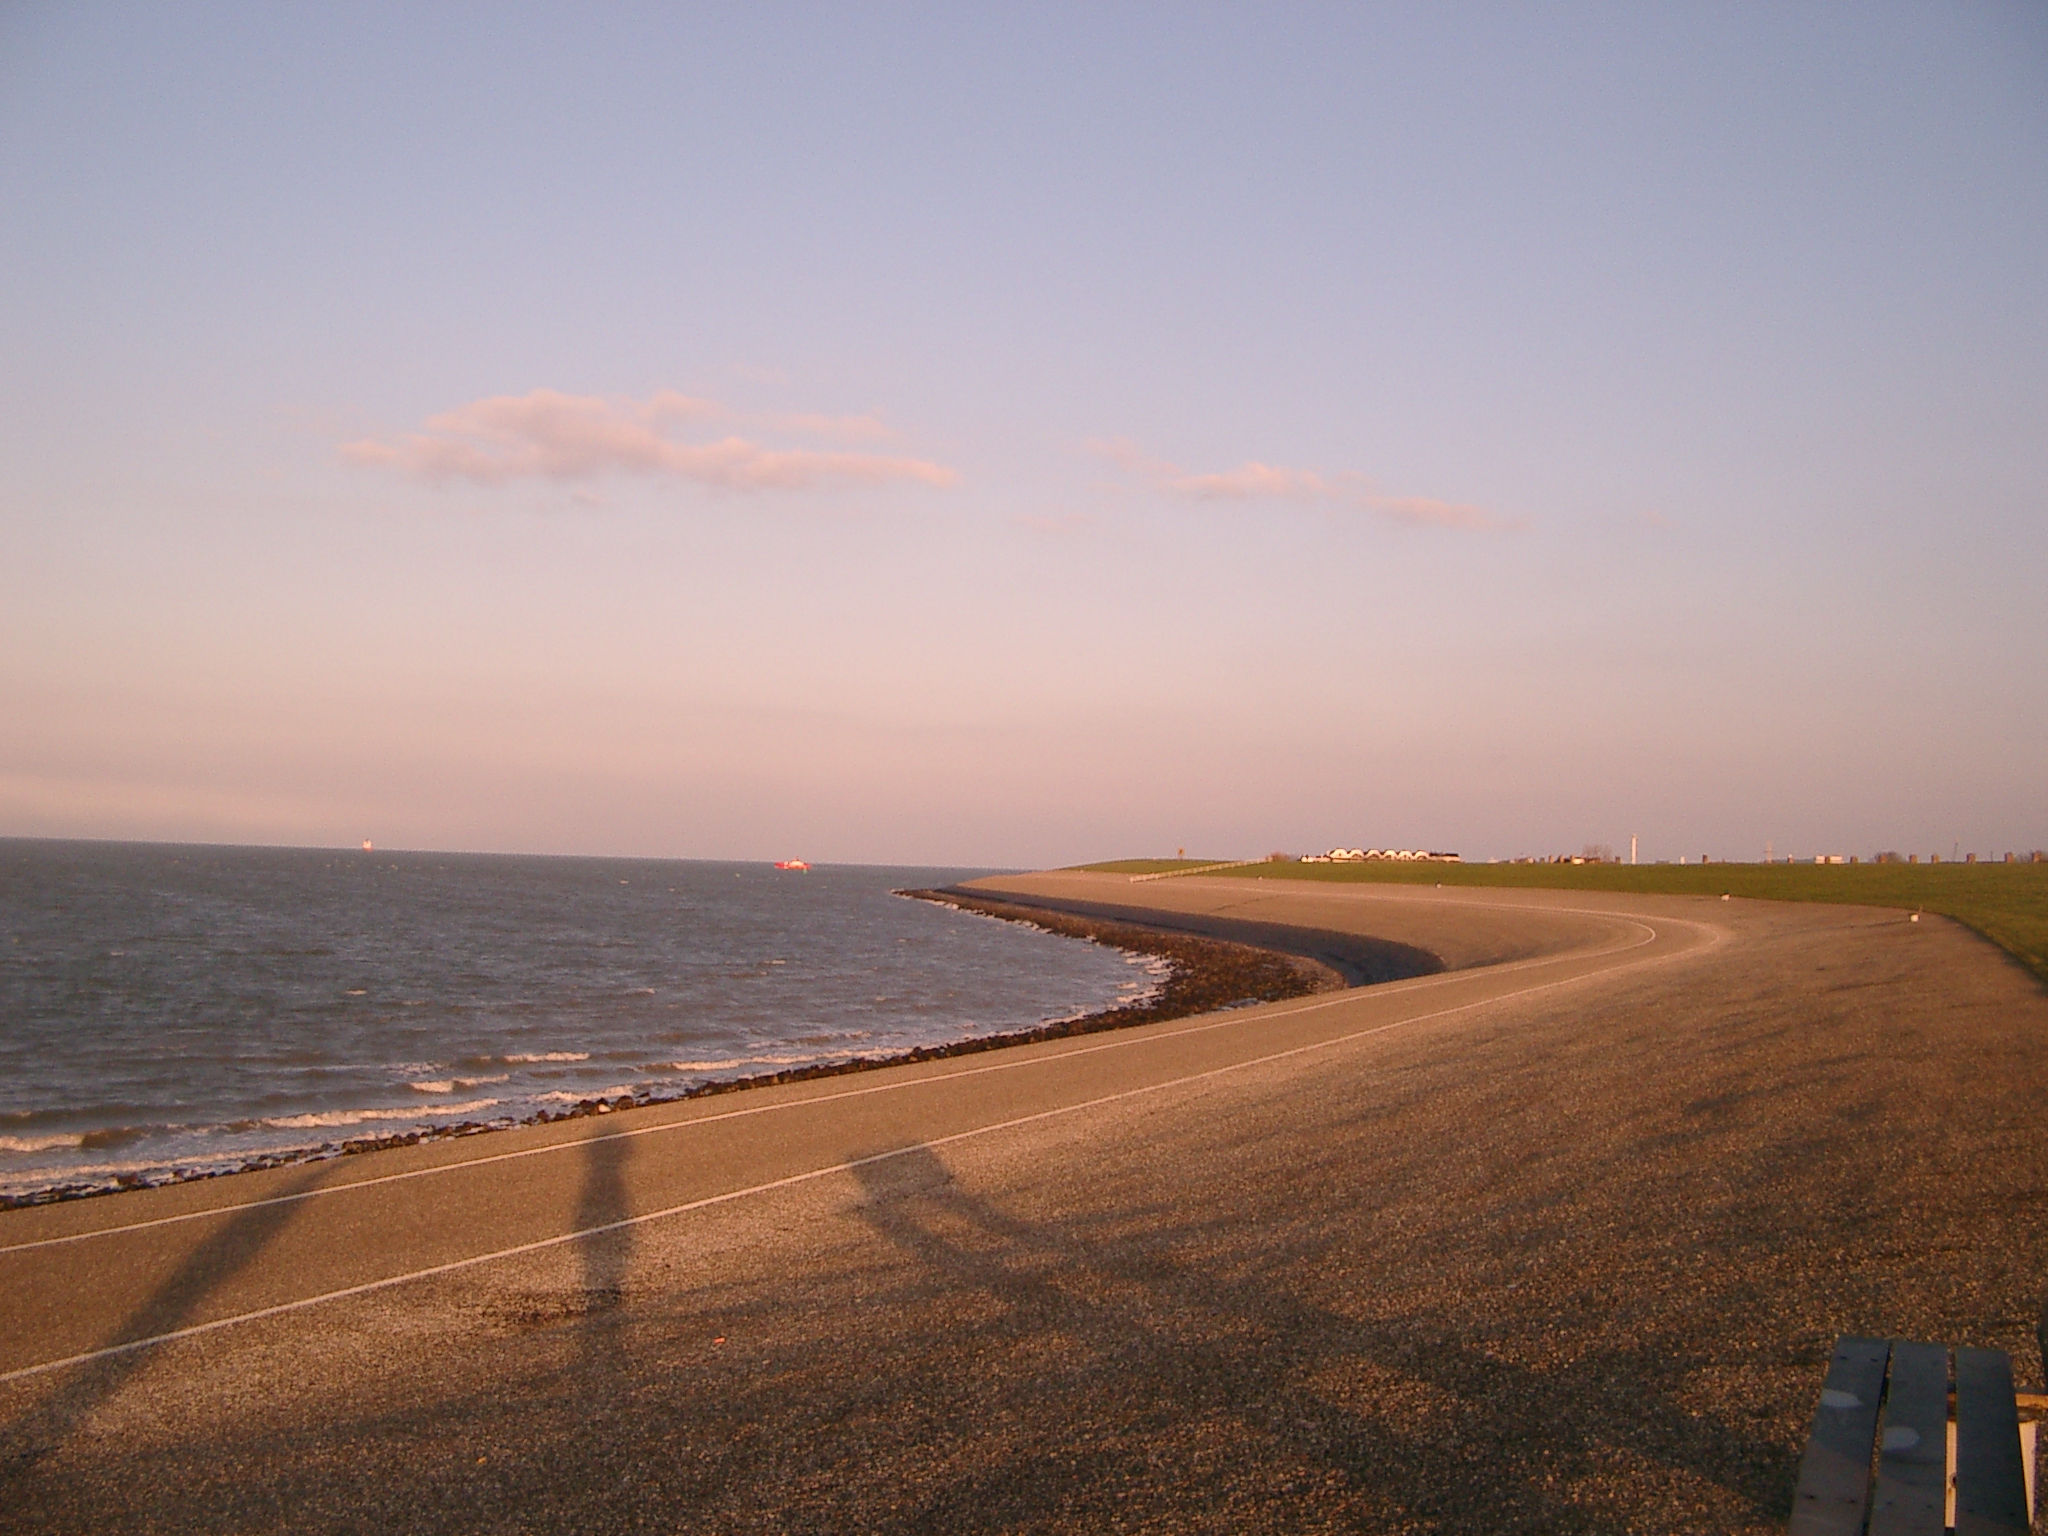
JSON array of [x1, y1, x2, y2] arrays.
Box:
[[2, 874, 2042, 1534]]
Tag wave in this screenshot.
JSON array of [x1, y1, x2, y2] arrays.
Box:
[[659, 1052, 825, 1073], [0, 1134, 87, 1154], [503, 1051, 590, 1063], [410, 1071, 539, 1093], [0, 1153, 250, 1192], [78, 1125, 154, 1151], [262, 1099, 501, 1130], [535, 1087, 637, 1104], [0, 1141, 349, 1198]]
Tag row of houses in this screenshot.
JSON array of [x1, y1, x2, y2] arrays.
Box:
[[1300, 848, 1461, 864]]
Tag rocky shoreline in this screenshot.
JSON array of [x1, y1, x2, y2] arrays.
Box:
[[2, 888, 1347, 1210]]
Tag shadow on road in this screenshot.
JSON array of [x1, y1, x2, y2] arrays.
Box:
[[569, 1125, 635, 1408], [846, 1143, 1797, 1533], [0, 1164, 331, 1481]]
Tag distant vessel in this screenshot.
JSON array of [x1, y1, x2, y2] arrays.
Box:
[[362, 839, 374, 852], [774, 860, 810, 871]]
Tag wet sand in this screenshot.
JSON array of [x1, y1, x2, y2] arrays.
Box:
[[2, 874, 2044, 1533]]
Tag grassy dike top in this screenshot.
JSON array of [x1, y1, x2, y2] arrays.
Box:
[[1079, 857, 2048, 987]]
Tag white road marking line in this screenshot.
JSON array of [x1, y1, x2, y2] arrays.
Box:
[[0, 903, 1688, 1256], [0, 914, 1712, 1388]]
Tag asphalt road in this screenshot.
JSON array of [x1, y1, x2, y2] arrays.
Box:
[[3, 874, 2043, 1534]]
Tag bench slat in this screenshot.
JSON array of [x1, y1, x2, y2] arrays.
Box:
[[1954, 1346, 2029, 1536], [1789, 1337, 1890, 1536], [1870, 1340, 1949, 1536]]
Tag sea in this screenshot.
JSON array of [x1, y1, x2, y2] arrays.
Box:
[[0, 840, 1162, 1202]]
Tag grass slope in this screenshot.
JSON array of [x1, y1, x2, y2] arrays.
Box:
[[1080, 858, 1245, 876], [1078, 857, 2048, 986]]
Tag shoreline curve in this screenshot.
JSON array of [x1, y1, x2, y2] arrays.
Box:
[[1, 883, 1395, 1211]]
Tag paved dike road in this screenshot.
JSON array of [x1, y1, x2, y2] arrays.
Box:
[[3, 872, 2044, 1533]]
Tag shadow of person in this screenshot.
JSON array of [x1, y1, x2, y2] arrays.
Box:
[[0, 1163, 331, 1481], [846, 1143, 1795, 1533], [568, 1126, 635, 1412]]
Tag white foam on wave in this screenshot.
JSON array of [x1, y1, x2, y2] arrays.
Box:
[[263, 1098, 500, 1129], [408, 1072, 513, 1092], [660, 1053, 821, 1073], [0, 1133, 87, 1154], [535, 1086, 637, 1104], [0, 1154, 228, 1194], [503, 1051, 590, 1063]]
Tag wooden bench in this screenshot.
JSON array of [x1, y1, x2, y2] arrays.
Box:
[[1789, 1330, 2045, 1534]]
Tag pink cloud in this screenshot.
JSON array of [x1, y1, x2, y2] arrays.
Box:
[[1091, 438, 1511, 531], [1167, 462, 1333, 501], [1360, 492, 1505, 532], [1017, 511, 1097, 536], [343, 390, 955, 492]]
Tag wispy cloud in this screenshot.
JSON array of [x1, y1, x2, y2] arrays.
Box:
[[343, 390, 954, 492], [1089, 437, 1511, 531], [1017, 510, 1097, 537]]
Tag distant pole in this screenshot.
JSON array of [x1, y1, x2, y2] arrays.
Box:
[[1630, 835, 1637, 865]]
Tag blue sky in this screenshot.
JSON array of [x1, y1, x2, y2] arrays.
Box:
[[3, 3, 2043, 865]]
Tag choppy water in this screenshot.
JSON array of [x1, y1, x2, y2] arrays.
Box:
[[0, 841, 1160, 1200]]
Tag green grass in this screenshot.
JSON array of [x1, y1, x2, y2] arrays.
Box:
[[1073, 858, 1235, 876], [1080, 856, 2048, 985]]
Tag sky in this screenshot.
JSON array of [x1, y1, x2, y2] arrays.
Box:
[[2, 3, 2044, 867]]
